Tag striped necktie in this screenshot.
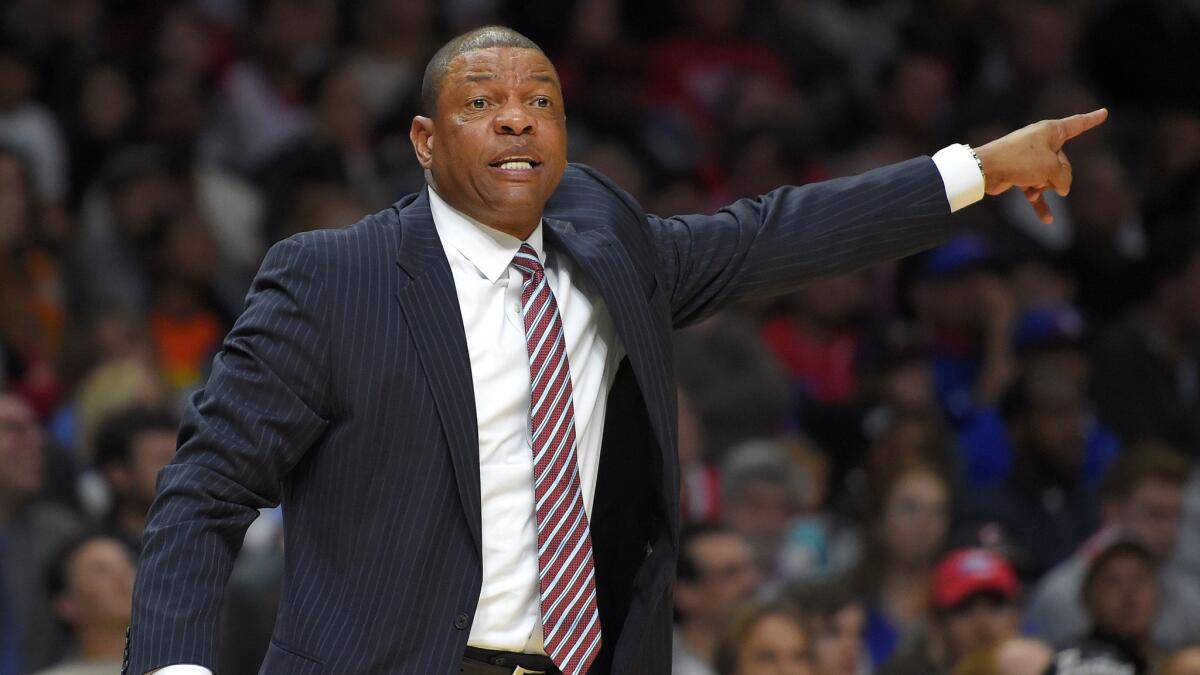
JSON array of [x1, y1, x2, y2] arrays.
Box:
[[511, 243, 601, 675]]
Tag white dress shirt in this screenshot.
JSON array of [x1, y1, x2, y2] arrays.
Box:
[[150, 146, 982, 674]]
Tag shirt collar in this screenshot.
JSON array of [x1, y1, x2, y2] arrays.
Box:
[[427, 185, 546, 284]]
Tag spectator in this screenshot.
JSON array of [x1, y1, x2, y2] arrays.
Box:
[[0, 144, 66, 417], [92, 406, 179, 555], [714, 600, 814, 675], [1091, 226, 1200, 453], [1026, 444, 1200, 650], [882, 548, 1021, 675], [674, 525, 761, 675], [907, 235, 1018, 425], [145, 211, 231, 392], [200, 0, 332, 171], [0, 391, 81, 672], [347, 0, 433, 122], [858, 462, 953, 668], [1052, 538, 1160, 675], [0, 42, 67, 205], [34, 533, 135, 675], [676, 313, 793, 458], [957, 303, 1118, 491], [721, 440, 807, 580], [761, 271, 874, 410], [1063, 153, 1148, 325], [967, 361, 1100, 579], [787, 578, 869, 675]]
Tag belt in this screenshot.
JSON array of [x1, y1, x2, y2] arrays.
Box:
[[460, 646, 562, 675]]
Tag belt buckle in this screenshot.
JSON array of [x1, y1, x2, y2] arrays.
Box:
[[513, 668, 545, 675]]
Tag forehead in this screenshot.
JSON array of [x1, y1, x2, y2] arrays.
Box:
[[444, 46, 558, 88]]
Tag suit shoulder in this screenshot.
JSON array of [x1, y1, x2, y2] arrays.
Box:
[[552, 163, 648, 225]]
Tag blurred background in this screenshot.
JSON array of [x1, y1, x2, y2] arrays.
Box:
[[0, 0, 1198, 674]]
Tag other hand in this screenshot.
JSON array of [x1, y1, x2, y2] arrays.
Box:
[[975, 108, 1108, 224]]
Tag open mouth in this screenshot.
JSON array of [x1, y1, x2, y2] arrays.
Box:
[[488, 157, 541, 170]]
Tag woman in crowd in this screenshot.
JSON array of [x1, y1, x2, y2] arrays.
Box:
[[857, 461, 954, 667], [715, 600, 816, 675]]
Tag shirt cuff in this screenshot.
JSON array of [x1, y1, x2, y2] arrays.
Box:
[[150, 666, 214, 674], [932, 143, 986, 213]]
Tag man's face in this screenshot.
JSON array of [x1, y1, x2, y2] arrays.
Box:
[[56, 538, 136, 630], [1112, 479, 1185, 559], [938, 594, 1020, 664], [1085, 552, 1160, 639], [130, 429, 177, 508], [411, 46, 567, 233], [725, 480, 795, 569], [810, 604, 865, 675], [0, 394, 45, 507], [676, 532, 760, 624]]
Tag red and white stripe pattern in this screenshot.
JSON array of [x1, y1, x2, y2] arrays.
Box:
[[511, 243, 601, 675]]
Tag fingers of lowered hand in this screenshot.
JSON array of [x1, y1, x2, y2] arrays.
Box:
[[1056, 108, 1109, 145], [1051, 151, 1072, 197], [1025, 187, 1054, 223]]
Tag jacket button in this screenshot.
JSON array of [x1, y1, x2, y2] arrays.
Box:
[[454, 613, 470, 630]]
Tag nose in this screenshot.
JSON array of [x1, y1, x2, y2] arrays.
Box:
[[493, 99, 534, 136]]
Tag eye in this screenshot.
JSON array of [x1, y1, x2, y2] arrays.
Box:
[[469, 98, 487, 109], [533, 96, 552, 108]]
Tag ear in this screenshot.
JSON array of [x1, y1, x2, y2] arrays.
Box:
[[410, 116, 435, 170]]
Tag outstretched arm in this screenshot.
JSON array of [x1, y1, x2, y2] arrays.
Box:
[[648, 109, 1108, 328]]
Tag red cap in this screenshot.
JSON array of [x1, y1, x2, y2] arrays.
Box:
[[931, 548, 1019, 610]]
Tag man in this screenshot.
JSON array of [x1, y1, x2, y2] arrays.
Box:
[[92, 407, 180, 555], [35, 534, 137, 675], [720, 440, 807, 580], [881, 548, 1021, 675], [125, 25, 1106, 675], [0, 391, 81, 674], [967, 362, 1100, 579], [1026, 444, 1200, 650], [1091, 226, 1200, 452], [1051, 538, 1160, 675], [673, 526, 760, 675]]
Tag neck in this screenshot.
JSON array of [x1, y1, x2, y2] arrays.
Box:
[[681, 620, 721, 662], [76, 621, 127, 662], [427, 179, 541, 240], [881, 565, 931, 624]]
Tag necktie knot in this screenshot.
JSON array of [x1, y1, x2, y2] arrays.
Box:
[[511, 242, 544, 280]]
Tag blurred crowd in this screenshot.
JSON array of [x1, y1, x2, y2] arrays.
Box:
[[0, 0, 1198, 674]]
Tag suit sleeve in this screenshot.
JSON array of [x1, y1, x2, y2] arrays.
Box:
[[126, 236, 331, 674], [646, 156, 960, 327]]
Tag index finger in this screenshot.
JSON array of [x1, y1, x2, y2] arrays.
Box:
[[1057, 108, 1109, 145]]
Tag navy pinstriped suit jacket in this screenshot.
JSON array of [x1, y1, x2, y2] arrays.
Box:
[[124, 158, 959, 674]]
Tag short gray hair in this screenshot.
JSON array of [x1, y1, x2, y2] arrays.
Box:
[[420, 25, 544, 115]]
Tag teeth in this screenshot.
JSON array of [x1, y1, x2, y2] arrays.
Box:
[[498, 161, 533, 170]]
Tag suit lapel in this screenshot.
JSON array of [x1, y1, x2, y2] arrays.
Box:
[[544, 218, 679, 541], [392, 189, 483, 558]]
